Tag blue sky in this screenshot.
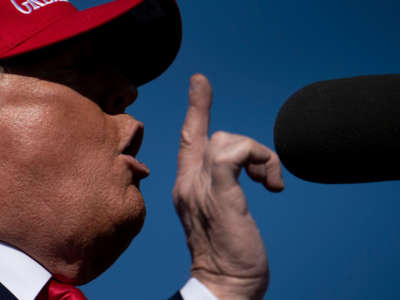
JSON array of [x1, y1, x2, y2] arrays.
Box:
[[71, 0, 400, 299]]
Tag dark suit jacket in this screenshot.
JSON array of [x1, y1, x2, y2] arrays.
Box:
[[0, 282, 184, 300], [169, 291, 184, 300], [0, 283, 17, 300]]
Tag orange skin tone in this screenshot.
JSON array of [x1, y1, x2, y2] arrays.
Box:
[[0, 36, 284, 299]]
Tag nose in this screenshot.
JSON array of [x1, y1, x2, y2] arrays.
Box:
[[114, 113, 144, 154], [102, 82, 138, 115]]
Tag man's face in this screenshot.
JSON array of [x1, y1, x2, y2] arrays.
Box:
[[0, 37, 149, 283]]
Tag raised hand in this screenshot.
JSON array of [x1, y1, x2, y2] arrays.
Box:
[[173, 74, 284, 300]]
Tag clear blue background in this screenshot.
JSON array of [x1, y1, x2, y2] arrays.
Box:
[[70, 1, 400, 299]]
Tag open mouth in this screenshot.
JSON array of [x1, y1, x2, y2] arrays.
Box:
[[121, 124, 149, 182]]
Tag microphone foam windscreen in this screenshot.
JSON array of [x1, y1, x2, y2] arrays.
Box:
[[274, 75, 400, 183]]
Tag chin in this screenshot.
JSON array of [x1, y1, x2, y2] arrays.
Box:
[[63, 205, 147, 285]]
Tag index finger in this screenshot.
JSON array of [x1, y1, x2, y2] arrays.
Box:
[[177, 74, 212, 175]]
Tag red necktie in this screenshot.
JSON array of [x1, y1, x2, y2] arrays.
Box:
[[37, 279, 87, 300]]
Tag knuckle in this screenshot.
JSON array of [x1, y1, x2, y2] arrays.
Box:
[[210, 130, 229, 143], [233, 138, 254, 159], [172, 180, 193, 205], [266, 152, 282, 172], [239, 138, 255, 151], [269, 151, 281, 166], [172, 184, 185, 202], [179, 129, 194, 148], [172, 189, 184, 209]]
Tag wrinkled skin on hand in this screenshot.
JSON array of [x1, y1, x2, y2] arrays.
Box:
[[173, 74, 285, 300]]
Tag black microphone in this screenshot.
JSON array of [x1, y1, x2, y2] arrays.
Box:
[[274, 74, 400, 184]]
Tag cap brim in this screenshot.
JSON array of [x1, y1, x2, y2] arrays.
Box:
[[3, 0, 182, 86]]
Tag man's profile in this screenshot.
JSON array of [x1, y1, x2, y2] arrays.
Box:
[[0, 0, 284, 299]]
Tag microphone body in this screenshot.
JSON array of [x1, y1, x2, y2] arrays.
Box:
[[274, 74, 400, 183]]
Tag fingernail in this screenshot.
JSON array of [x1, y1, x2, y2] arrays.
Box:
[[190, 74, 207, 92], [190, 78, 200, 92]]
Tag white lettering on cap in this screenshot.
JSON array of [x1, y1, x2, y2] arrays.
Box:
[[10, 0, 69, 15]]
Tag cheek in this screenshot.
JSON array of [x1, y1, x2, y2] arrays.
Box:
[[7, 116, 106, 192], [2, 104, 146, 231], [2, 125, 108, 217]]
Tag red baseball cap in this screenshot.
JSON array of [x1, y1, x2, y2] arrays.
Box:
[[0, 0, 182, 86]]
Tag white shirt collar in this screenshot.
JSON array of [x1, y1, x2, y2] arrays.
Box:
[[181, 278, 219, 300], [0, 242, 51, 300]]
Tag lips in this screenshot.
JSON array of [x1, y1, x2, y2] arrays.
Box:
[[121, 123, 150, 182]]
